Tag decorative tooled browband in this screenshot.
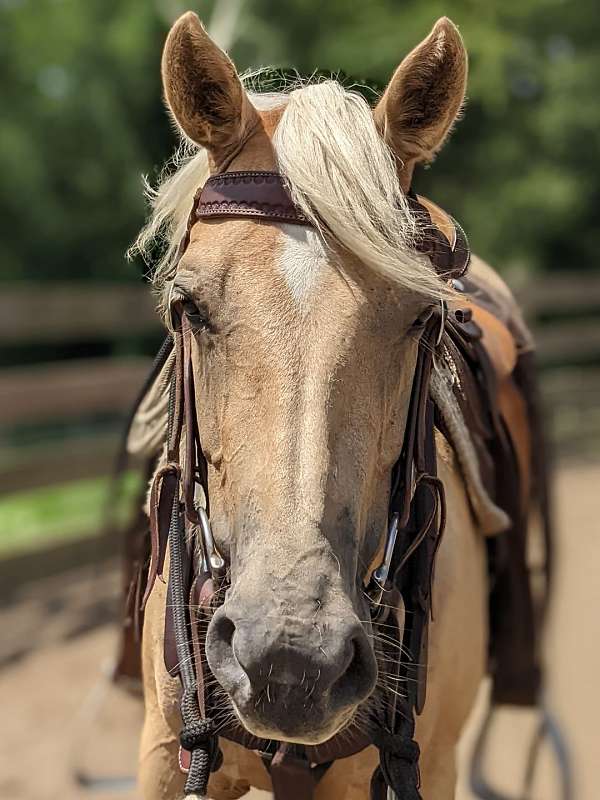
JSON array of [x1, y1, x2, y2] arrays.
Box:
[[193, 170, 470, 279], [196, 170, 308, 225]]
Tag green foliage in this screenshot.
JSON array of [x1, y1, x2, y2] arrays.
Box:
[[1, 0, 597, 282], [0, 0, 175, 281]]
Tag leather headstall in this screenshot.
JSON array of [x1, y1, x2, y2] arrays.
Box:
[[146, 169, 472, 800]]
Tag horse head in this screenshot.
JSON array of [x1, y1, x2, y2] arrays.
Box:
[[150, 11, 467, 745]]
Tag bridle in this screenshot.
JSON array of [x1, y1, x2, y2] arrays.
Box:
[[144, 170, 471, 800]]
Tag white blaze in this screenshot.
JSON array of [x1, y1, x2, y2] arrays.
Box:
[[277, 224, 326, 305]]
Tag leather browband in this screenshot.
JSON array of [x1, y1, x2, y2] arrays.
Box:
[[194, 170, 470, 279], [196, 170, 309, 225]]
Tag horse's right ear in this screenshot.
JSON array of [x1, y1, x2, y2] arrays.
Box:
[[161, 11, 257, 156]]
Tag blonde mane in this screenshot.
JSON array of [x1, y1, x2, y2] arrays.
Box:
[[131, 79, 448, 302]]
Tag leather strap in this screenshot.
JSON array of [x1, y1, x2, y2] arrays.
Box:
[[266, 745, 330, 800], [407, 193, 470, 279], [196, 171, 309, 226], [217, 720, 372, 766], [142, 463, 178, 609]]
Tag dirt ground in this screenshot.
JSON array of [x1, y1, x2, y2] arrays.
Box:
[[1, 459, 598, 800]]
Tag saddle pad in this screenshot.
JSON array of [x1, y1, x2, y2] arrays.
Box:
[[127, 350, 173, 457]]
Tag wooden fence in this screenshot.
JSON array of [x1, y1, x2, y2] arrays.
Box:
[[517, 273, 600, 454], [0, 283, 158, 495], [1, 275, 599, 497]]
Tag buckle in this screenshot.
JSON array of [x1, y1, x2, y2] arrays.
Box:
[[367, 513, 400, 616], [196, 506, 226, 577]]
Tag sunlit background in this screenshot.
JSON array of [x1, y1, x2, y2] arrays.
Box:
[[1, 1, 598, 798]]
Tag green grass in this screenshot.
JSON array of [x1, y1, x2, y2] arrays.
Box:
[[0, 472, 143, 557]]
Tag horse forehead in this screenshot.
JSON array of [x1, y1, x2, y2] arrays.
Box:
[[186, 219, 382, 343], [188, 218, 351, 312], [275, 224, 329, 305]]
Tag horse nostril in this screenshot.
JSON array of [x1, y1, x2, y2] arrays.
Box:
[[215, 612, 236, 649], [330, 628, 377, 711], [206, 608, 271, 694], [206, 609, 237, 670]]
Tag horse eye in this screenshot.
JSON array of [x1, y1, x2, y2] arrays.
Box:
[[182, 299, 210, 330]]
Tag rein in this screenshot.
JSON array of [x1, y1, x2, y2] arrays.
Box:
[[145, 170, 471, 800]]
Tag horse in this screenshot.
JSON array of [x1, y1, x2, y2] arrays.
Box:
[[126, 12, 553, 800]]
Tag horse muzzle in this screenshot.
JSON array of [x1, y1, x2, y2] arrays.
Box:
[[205, 603, 377, 743]]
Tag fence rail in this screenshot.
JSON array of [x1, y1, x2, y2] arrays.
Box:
[[0, 283, 157, 344], [1, 275, 599, 498], [0, 432, 121, 494], [1, 357, 152, 426], [0, 283, 159, 497], [517, 273, 600, 315]]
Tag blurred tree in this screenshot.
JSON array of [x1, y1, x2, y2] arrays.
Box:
[[0, 0, 597, 282], [0, 0, 177, 281]]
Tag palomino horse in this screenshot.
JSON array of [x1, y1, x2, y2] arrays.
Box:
[[129, 12, 553, 800]]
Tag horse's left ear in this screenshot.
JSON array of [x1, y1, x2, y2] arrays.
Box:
[[374, 17, 467, 176]]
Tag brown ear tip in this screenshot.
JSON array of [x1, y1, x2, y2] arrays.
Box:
[[172, 10, 205, 35], [163, 10, 210, 64], [177, 10, 200, 25], [433, 16, 459, 32], [432, 16, 464, 43]]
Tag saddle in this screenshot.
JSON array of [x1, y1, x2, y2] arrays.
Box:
[[445, 276, 548, 707], [114, 176, 552, 800]]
